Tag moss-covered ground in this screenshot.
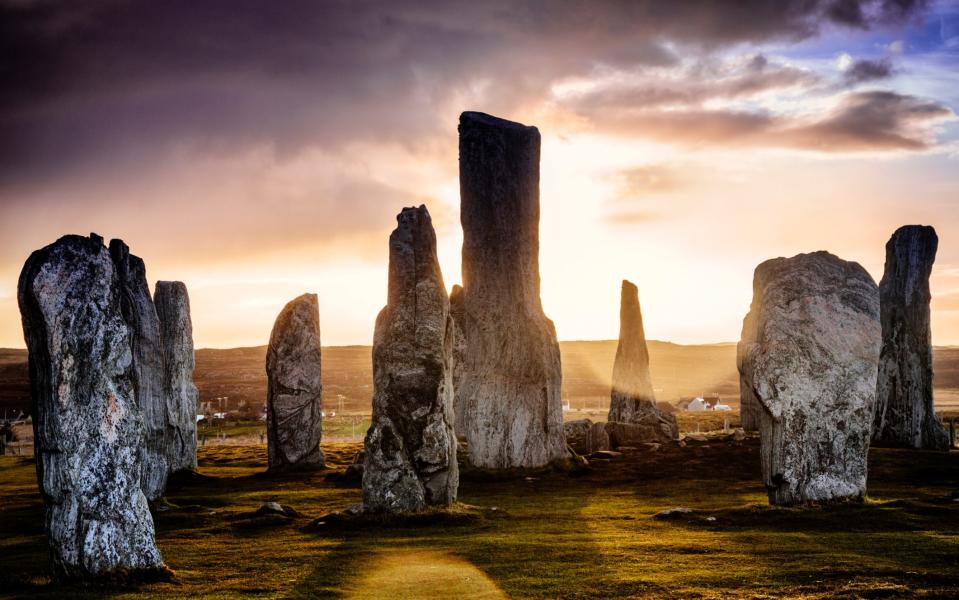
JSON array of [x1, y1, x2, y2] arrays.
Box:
[[1, 438, 957, 599]]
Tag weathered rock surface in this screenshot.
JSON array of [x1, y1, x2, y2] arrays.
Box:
[[607, 280, 678, 440], [266, 293, 324, 470], [155, 281, 199, 473], [590, 421, 611, 451], [563, 419, 592, 455], [564, 419, 612, 455], [449, 284, 467, 437], [454, 111, 566, 469], [18, 233, 165, 579], [872, 226, 950, 450], [364, 206, 458, 512], [737, 251, 881, 505], [605, 417, 677, 448], [109, 240, 168, 501]]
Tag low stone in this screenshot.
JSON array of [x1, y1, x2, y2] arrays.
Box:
[[605, 418, 675, 448], [732, 430, 746, 442], [563, 419, 593, 455], [254, 502, 298, 518], [653, 507, 694, 520], [641, 443, 661, 452], [685, 434, 708, 443], [588, 450, 622, 461], [590, 421, 611, 451]]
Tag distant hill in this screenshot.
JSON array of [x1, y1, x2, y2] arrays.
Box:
[[2, 342, 959, 416]]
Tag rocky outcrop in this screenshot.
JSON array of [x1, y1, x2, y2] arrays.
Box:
[[737, 251, 881, 505], [18, 233, 165, 579], [109, 240, 169, 501], [155, 281, 199, 473], [454, 111, 566, 469], [607, 280, 678, 440], [872, 226, 950, 450], [363, 206, 458, 512], [266, 293, 324, 470]]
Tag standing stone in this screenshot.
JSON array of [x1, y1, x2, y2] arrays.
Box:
[[455, 111, 566, 469], [266, 293, 324, 470], [737, 251, 881, 505], [18, 234, 165, 579], [155, 281, 199, 474], [607, 280, 678, 442], [449, 284, 468, 438], [872, 226, 950, 450], [363, 205, 458, 512], [110, 240, 168, 501]]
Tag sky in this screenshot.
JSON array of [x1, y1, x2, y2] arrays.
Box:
[[1, 0, 958, 348]]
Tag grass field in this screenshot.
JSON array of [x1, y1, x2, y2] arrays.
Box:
[[1, 438, 957, 599]]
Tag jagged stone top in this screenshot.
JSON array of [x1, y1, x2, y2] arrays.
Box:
[[750, 250, 878, 317], [460, 111, 539, 134], [879, 225, 937, 300], [267, 293, 321, 388], [386, 205, 445, 312]]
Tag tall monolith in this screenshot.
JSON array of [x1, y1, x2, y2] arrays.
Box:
[[737, 251, 881, 505], [455, 111, 566, 468], [110, 240, 168, 501], [363, 206, 458, 512], [18, 233, 165, 579], [155, 281, 198, 473], [872, 225, 949, 450], [607, 280, 678, 442], [266, 293, 324, 470]]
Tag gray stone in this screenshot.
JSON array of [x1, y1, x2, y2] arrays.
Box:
[[737, 251, 881, 505], [454, 111, 566, 469], [363, 206, 458, 513], [563, 419, 593, 455], [266, 293, 324, 470], [564, 419, 613, 454], [18, 233, 165, 579], [449, 284, 467, 437], [872, 225, 950, 450], [155, 281, 199, 473], [653, 507, 693, 520], [605, 418, 676, 448], [607, 280, 678, 439], [590, 421, 611, 451], [109, 240, 168, 501]]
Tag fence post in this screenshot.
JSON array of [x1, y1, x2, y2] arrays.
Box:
[[950, 418, 956, 449], [0, 434, 5, 456]]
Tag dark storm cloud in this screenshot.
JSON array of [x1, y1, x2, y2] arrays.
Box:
[[844, 57, 896, 84], [0, 0, 934, 185], [573, 90, 953, 152], [784, 90, 953, 151], [826, 0, 929, 27]]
